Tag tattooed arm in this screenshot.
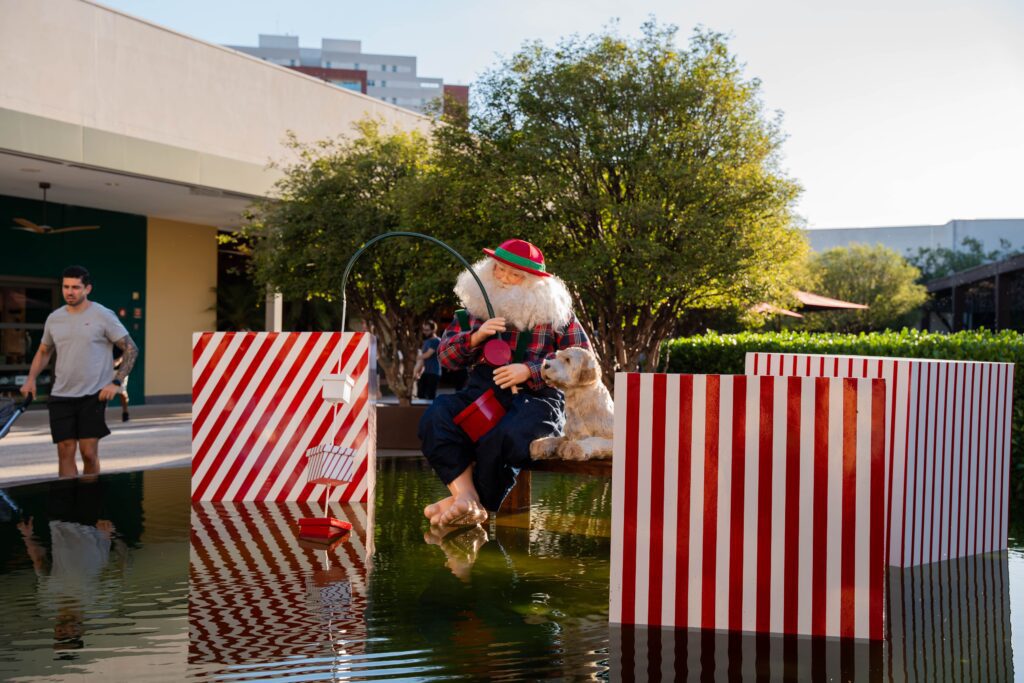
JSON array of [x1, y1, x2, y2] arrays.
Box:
[[113, 336, 138, 382]]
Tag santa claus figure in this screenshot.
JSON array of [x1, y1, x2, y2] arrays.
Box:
[[419, 238, 590, 527]]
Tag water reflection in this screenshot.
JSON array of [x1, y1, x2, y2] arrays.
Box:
[[188, 500, 373, 679], [0, 469, 190, 679], [611, 554, 1015, 682]]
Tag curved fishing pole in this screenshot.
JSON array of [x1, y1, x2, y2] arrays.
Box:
[[339, 231, 494, 333]]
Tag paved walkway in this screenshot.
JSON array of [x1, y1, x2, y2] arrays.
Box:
[[0, 402, 420, 487], [0, 403, 191, 486]]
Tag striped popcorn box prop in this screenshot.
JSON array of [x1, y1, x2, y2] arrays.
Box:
[[746, 352, 1015, 567], [610, 373, 887, 640], [189, 498, 372, 670], [191, 331, 376, 502], [306, 445, 357, 485]]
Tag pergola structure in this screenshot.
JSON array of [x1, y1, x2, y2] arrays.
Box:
[[924, 253, 1024, 331]]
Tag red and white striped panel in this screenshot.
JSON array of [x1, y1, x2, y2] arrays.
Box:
[[189, 498, 372, 671], [746, 353, 1015, 567], [191, 332, 376, 502], [610, 373, 887, 640]]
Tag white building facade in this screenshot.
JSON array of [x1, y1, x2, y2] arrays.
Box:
[[805, 218, 1024, 257], [228, 35, 448, 115]]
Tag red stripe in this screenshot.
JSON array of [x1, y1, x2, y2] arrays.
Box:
[[192, 333, 251, 439], [791, 354, 797, 375], [928, 362, 940, 564], [819, 356, 825, 375], [908, 363, 924, 566], [783, 376, 801, 634], [976, 364, 992, 555], [885, 361, 900, 566], [840, 378, 857, 638], [208, 334, 303, 501], [869, 379, 886, 640], [700, 375, 721, 630], [956, 364, 970, 558], [862, 358, 868, 378], [753, 353, 759, 374], [675, 375, 694, 628], [805, 355, 811, 375], [250, 334, 343, 500], [970, 365, 982, 557], [728, 376, 747, 632], [946, 363, 960, 557], [192, 333, 232, 403], [191, 335, 267, 499], [755, 376, 774, 633], [811, 377, 829, 636], [622, 373, 641, 624], [648, 374, 667, 626], [295, 352, 371, 502], [229, 335, 326, 500], [192, 331, 213, 365]]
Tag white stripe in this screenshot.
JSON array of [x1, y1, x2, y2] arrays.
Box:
[[660, 374, 680, 627], [966, 364, 980, 555], [768, 375, 787, 633], [939, 363, 953, 560], [609, 373, 629, 623], [258, 339, 352, 500], [923, 364, 936, 564], [191, 334, 271, 489], [632, 373, 655, 626], [196, 333, 324, 499], [714, 376, 733, 629], [686, 375, 707, 628], [889, 361, 909, 566], [1001, 365, 1013, 548], [797, 377, 815, 634], [741, 375, 760, 632], [192, 332, 250, 454], [853, 379, 872, 638], [825, 377, 843, 634]]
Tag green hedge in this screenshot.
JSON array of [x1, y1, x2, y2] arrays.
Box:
[[662, 329, 1024, 508]]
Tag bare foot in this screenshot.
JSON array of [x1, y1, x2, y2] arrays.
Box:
[[436, 494, 488, 526], [424, 496, 453, 521]]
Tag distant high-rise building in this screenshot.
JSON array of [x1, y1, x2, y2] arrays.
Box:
[[227, 35, 465, 116]]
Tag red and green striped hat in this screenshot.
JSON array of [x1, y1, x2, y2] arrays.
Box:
[[483, 239, 550, 278]]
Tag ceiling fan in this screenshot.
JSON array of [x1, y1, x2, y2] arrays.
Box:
[[10, 182, 100, 235]]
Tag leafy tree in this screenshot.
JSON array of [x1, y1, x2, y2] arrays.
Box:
[[907, 236, 1021, 282], [243, 121, 463, 405], [437, 22, 807, 380], [804, 244, 928, 332]]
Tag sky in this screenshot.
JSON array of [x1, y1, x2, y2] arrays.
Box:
[[100, 0, 1024, 230]]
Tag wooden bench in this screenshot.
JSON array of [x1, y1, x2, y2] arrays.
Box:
[[498, 458, 612, 517]]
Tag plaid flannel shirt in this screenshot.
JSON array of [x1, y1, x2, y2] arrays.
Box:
[[438, 311, 590, 391]]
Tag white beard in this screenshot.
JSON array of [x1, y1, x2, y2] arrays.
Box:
[[454, 258, 574, 331]]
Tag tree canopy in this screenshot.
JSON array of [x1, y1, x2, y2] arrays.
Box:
[[441, 22, 808, 377], [805, 244, 928, 332]]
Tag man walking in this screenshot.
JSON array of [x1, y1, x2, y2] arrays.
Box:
[[20, 266, 138, 477]]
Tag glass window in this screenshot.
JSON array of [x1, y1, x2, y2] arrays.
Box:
[[0, 280, 57, 397], [391, 65, 397, 72], [367, 79, 375, 86], [354, 63, 359, 70], [326, 61, 332, 68], [381, 64, 387, 71]]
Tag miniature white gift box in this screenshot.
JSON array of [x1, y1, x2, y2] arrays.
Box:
[[321, 373, 355, 405]]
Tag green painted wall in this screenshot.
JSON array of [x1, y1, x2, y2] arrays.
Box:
[[0, 193, 147, 404]]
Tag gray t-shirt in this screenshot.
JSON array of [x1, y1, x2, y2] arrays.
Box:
[[41, 302, 130, 397]]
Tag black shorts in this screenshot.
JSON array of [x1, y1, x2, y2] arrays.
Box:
[[48, 394, 110, 443]]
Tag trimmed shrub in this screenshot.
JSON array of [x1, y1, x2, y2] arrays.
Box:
[[662, 328, 1024, 507]]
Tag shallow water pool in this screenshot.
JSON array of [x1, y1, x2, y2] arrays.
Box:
[[0, 460, 1020, 680]]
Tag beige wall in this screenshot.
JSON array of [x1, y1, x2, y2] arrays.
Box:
[[0, 0, 430, 180], [145, 218, 217, 398]]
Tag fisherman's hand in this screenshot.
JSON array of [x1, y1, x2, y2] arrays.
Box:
[[494, 363, 530, 390], [470, 317, 506, 348], [19, 380, 35, 398], [98, 384, 120, 401]]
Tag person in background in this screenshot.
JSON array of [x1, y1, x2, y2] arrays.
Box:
[[20, 266, 138, 477], [413, 320, 442, 401]]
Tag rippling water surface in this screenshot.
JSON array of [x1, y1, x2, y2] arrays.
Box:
[[0, 460, 1020, 680]]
